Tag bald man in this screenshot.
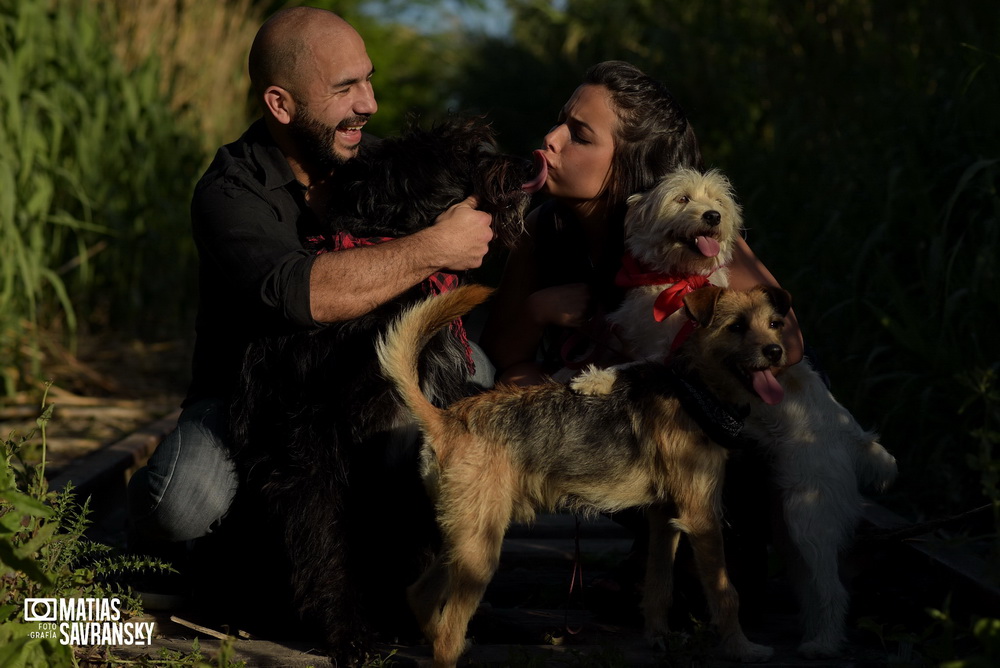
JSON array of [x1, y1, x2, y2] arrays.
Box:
[[128, 8, 493, 558]]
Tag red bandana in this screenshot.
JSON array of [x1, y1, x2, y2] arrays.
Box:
[[307, 232, 474, 372], [614, 253, 714, 353]]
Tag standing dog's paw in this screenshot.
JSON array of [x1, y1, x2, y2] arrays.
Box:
[[644, 627, 687, 652], [798, 638, 842, 659], [718, 635, 774, 663]]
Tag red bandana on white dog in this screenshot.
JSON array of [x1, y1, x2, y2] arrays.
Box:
[[614, 253, 715, 352]]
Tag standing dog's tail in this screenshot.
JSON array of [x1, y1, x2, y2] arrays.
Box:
[[377, 284, 493, 450]]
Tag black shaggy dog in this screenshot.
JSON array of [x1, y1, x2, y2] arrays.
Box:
[[221, 118, 541, 661]]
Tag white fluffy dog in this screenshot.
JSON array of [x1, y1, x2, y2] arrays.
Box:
[[609, 168, 898, 658]]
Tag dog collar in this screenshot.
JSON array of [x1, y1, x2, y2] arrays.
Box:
[[667, 366, 749, 449]]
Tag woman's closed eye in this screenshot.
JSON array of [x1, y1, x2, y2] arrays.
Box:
[[567, 121, 592, 144]]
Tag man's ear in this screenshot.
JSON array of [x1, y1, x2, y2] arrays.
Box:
[[683, 285, 725, 328], [263, 85, 295, 125]]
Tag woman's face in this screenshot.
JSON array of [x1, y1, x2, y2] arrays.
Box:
[[539, 84, 617, 204]]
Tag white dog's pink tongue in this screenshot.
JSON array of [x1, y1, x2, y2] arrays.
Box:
[[752, 369, 784, 405], [695, 236, 720, 257]]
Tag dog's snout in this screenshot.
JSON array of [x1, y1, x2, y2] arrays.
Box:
[[762, 344, 783, 364], [702, 210, 721, 226]]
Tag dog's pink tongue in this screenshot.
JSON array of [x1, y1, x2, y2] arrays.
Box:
[[752, 369, 784, 405], [521, 150, 548, 194], [695, 236, 721, 257]]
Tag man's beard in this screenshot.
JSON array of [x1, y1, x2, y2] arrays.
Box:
[[287, 105, 362, 170]]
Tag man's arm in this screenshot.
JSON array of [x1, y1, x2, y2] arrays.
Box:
[[308, 195, 493, 322]]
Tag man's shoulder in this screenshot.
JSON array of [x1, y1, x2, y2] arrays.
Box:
[[195, 127, 258, 193], [195, 120, 291, 197]]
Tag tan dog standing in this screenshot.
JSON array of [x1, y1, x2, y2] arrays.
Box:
[[610, 168, 897, 657], [378, 283, 785, 667]]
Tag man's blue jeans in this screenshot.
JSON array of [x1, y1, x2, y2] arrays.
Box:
[[127, 398, 237, 543]]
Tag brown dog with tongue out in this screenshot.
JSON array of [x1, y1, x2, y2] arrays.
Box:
[[377, 283, 780, 667], [608, 167, 897, 659]]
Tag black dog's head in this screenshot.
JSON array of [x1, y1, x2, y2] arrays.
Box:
[[330, 117, 542, 248]]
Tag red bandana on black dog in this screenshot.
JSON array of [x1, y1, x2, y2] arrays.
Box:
[[308, 231, 475, 372]]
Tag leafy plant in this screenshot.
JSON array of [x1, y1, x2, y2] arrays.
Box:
[[0, 395, 172, 667], [860, 603, 1000, 667]]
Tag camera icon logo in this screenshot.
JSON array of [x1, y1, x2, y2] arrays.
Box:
[[24, 598, 58, 622]]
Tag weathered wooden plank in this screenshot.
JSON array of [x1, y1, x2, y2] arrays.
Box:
[[48, 409, 180, 496]]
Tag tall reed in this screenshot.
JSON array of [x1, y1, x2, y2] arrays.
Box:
[[101, 0, 261, 152], [0, 0, 205, 396]]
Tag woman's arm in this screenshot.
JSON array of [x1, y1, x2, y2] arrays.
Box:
[[727, 236, 805, 365], [480, 211, 547, 385], [480, 207, 594, 385]]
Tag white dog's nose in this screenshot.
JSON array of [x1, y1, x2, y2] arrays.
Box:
[[703, 210, 721, 226]]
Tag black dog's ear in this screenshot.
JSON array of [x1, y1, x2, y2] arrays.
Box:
[[758, 285, 793, 316], [683, 285, 725, 328]]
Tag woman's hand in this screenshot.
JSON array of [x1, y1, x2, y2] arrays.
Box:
[[526, 283, 591, 328]]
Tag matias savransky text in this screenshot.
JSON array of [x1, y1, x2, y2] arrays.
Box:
[[24, 597, 155, 646]]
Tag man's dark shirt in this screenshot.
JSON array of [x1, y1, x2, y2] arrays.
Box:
[[186, 118, 374, 406]]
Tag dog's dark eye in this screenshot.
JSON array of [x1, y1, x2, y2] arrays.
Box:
[[676, 195, 690, 204], [769, 319, 784, 330], [727, 321, 747, 334]]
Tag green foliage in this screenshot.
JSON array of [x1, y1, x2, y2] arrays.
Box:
[[959, 367, 1000, 548], [0, 0, 206, 395], [860, 604, 1000, 666], [0, 406, 72, 667], [361, 648, 398, 667], [452, 0, 1000, 526], [0, 396, 173, 667]]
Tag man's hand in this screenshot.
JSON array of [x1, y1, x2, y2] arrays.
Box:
[[424, 195, 493, 271], [526, 283, 591, 328]]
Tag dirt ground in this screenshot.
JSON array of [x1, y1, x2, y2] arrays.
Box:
[[0, 335, 190, 477]]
